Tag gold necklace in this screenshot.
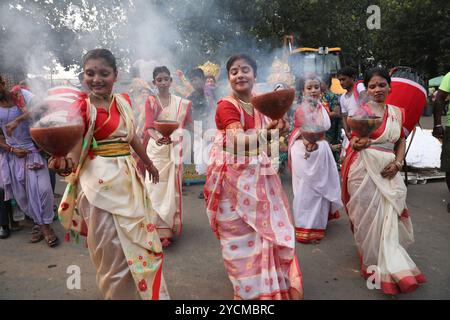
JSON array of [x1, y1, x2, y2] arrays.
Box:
[[90, 92, 112, 100], [237, 98, 254, 116]]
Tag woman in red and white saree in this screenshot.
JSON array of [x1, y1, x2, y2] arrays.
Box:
[[204, 54, 303, 300], [52, 49, 169, 300], [288, 77, 342, 244], [342, 68, 426, 295], [143, 67, 192, 247]]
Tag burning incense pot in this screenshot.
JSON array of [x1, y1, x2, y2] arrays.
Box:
[[251, 88, 295, 120], [154, 120, 180, 138], [347, 116, 383, 137]]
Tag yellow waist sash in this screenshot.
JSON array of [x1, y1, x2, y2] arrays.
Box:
[[93, 141, 131, 157]]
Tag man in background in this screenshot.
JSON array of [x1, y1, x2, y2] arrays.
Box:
[[187, 68, 216, 198], [432, 71, 450, 206]]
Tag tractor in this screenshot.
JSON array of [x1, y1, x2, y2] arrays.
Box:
[[282, 35, 346, 94]]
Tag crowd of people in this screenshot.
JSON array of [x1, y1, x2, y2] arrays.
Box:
[[0, 48, 431, 300]]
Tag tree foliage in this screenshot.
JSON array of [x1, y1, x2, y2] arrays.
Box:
[[0, 0, 448, 78]]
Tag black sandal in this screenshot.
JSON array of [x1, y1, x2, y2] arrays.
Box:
[[30, 225, 44, 243], [42, 227, 59, 248]]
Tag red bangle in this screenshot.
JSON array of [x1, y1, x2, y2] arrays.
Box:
[[8, 146, 13, 153]]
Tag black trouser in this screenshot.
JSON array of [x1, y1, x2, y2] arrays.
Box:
[[49, 169, 56, 193], [0, 188, 12, 227]]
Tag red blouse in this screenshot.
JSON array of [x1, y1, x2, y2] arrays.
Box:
[[215, 100, 255, 130], [78, 93, 132, 141]]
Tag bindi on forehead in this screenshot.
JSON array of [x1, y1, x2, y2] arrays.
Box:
[[232, 59, 251, 68], [236, 64, 250, 69], [369, 75, 388, 84], [369, 80, 387, 86]]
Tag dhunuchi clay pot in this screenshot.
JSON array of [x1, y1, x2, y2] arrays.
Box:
[[251, 88, 295, 120], [154, 120, 180, 137], [30, 124, 85, 157], [347, 116, 383, 137]]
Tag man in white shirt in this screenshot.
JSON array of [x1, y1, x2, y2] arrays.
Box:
[[337, 67, 366, 140]]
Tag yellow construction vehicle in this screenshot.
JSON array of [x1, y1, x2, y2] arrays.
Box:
[[282, 35, 346, 94]]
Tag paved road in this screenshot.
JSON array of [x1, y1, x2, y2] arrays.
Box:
[[1, 116, 449, 300], [1, 172, 449, 300]]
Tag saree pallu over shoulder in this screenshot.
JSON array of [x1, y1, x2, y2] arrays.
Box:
[[58, 98, 97, 237], [144, 94, 192, 137], [342, 104, 426, 295], [204, 96, 303, 300], [59, 94, 134, 235], [288, 106, 341, 243], [145, 94, 191, 240], [58, 94, 169, 300], [59, 94, 136, 233]]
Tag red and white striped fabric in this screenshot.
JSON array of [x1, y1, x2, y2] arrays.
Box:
[[386, 77, 427, 134], [45, 86, 87, 109], [44, 86, 87, 120]]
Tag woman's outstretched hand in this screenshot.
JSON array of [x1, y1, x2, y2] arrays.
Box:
[[5, 120, 19, 137], [267, 118, 289, 136], [381, 162, 399, 180], [11, 147, 29, 158], [350, 136, 371, 152], [48, 156, 75, 176], [302, 139, 319, 152], [146, 162, 159, 184], [156, 137, 172, 146]]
